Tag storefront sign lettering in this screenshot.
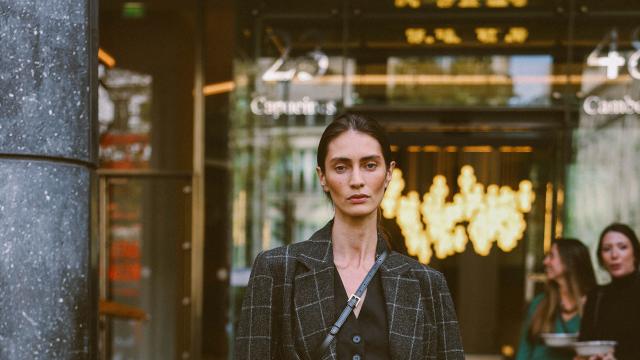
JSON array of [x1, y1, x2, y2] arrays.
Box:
[[587, 28, 640, 80], [250, 96, 337, 118], [262, 50, 329, 82], [583, 95, 640, 115]]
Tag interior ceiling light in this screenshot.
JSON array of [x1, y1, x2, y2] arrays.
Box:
[[98, 48, 116, 68], [381, 165, 535, 263], [203, 81, 235, 96], [394, 0, 528, 8], [275, 73, 630, 86]]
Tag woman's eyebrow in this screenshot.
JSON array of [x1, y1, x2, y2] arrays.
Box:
[[360, 155, 382, 161], [328, 157, 352, 164], [329, 155, 382, 163]]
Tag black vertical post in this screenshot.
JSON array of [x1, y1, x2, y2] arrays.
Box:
[[0, 0, 98, 358]]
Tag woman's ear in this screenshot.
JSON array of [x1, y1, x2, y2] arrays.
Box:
[[316, 166, 328, 192], [385, 161, 396, 188]]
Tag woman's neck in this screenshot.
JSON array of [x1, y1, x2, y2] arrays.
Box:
[[332, 212, 378, 269], [611, 270, 639, 285], [557, 278, 570, 298], [556, 279, 578, 314]]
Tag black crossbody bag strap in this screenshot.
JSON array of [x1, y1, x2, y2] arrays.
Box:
[[314, 250, 388, 360]]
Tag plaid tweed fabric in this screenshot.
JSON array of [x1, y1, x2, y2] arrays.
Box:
[[235, 221, 465, 360]]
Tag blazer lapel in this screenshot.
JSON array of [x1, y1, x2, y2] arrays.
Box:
[[293, 224, 337, 360], [381, 252, 424, 360]]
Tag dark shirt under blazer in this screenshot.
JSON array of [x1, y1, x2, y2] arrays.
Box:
[[235, 221, 465, 360], [334, 267, 391, 360]]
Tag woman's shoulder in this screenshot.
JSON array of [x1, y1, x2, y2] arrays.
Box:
[[256, 242, 306, 264], [388, 251, 449, 284], [256, 238, 331, 268], [532, 292, 545, 302], [520, 293, 545, 318], [584, 281, 610, 302], [529, 293, 545, 308], [587, 283, 606, 295]]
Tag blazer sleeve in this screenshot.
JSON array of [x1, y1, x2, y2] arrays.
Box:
[[234, 251, 276, 359], [433, 271, 465, 360]]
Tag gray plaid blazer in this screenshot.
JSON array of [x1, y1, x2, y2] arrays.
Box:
[[235, 221, 464, 360]]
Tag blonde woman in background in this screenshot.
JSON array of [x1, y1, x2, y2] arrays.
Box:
[[516, 238, 596, 360]]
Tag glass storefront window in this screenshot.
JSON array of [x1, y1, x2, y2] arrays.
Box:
[[99, 1, 195, 172], [364, 55, 554, 107], [564, 5, 640, 279], [344, 1, 568, 108], [229, 0, 640, 358], [98, 1, 199, 359], [99, 176, 192, 359]]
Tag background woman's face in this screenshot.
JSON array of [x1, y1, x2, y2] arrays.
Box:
[[317, 130, 394, 220], [600, 231, 636, 278], [543, 243, 566, 282]]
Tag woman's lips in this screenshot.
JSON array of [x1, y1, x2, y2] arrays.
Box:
[[348, 194, 369, 204]]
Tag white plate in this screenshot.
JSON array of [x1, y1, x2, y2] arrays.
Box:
[[573, 341, 617, 356], [540, 333, 578, 347]]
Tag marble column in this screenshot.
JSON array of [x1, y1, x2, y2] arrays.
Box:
[[0, 0, 97, 359]]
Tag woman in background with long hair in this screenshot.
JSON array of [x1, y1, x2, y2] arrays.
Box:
[[516, 238, 596, 360], [577, 223, 640, 360]]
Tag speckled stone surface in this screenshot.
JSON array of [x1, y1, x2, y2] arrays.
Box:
[[0, 0, 94, 358], [0, 160, 90, 359], [0, 0, 90, 161]]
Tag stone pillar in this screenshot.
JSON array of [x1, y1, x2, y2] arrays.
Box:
[[0, 0, 97, 359]]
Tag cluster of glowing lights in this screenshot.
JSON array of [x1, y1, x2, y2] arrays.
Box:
[[381, 165, 535, 263], [395, 0, 527, 9], [406, 27, 528, 45]]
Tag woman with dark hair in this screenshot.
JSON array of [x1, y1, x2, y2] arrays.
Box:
[[235, 113, 464, 359], [577, 223, 640, 360], [515, 238, 596, 360]]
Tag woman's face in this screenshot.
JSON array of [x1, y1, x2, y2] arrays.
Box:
[[317, 130, 394, 220], [543, 243, 566, 282], [600, 231, 636, 278]]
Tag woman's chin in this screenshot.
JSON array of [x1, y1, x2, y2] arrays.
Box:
[[337, 205, 377, 219], [609, 268, 634, 278]]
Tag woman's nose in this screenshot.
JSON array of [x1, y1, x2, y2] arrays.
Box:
[[350, 168, 365, 187]]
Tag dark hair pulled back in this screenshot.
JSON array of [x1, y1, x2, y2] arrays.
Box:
[[317, 113, 393, 171]]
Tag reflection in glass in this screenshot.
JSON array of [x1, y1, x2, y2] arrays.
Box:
[[99, 66, 153, 169], [377, 55, 553, 106], [101, 177, 190, 359]]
